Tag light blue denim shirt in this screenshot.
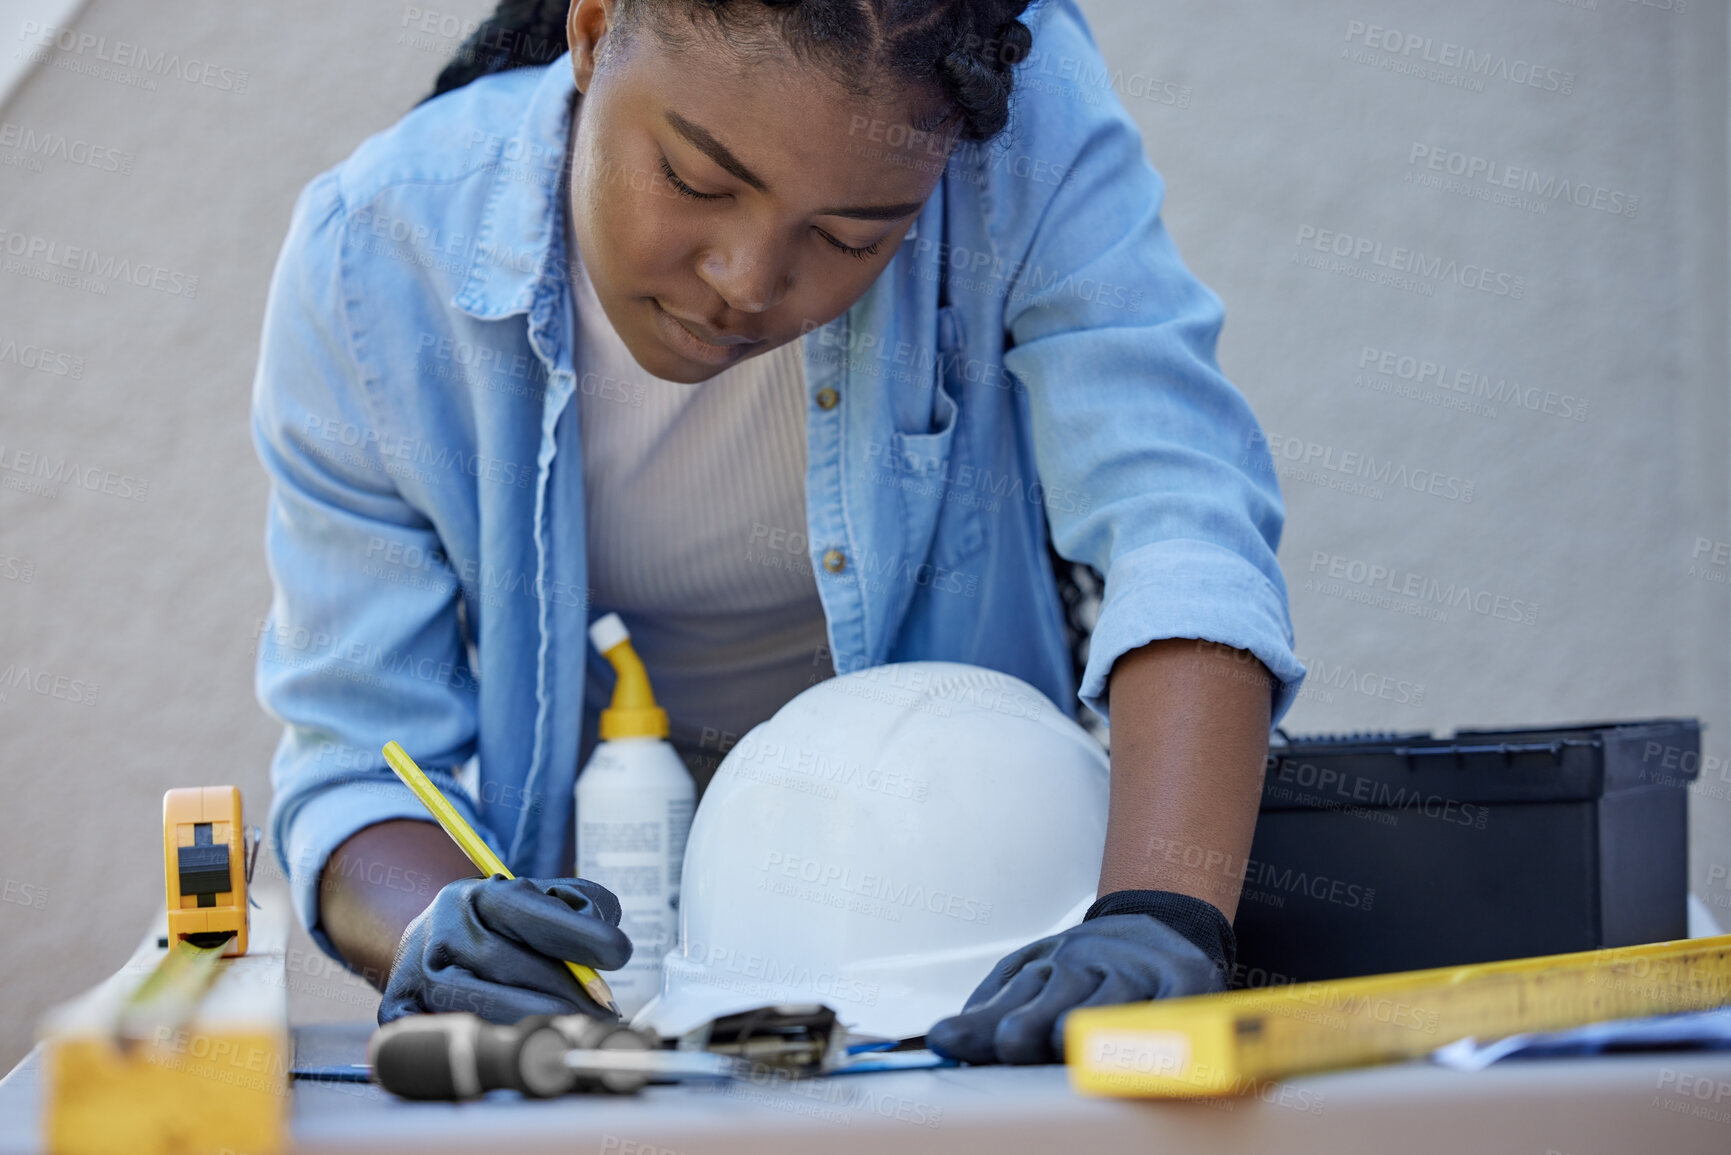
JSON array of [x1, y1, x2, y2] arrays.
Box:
[[252, 0, 1304, 957]]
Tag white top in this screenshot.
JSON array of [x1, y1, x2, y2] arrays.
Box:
[[567, 226, 834, 762]]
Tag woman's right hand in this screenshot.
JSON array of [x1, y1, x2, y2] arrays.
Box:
[[378, 875, 632, 1025]]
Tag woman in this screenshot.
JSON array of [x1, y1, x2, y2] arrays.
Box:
[[253, 0, 1304, 1065]]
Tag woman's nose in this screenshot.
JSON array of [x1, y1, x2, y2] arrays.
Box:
[[697, 241, 789, 315]]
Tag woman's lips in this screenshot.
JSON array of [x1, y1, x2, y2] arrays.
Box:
[[650, 299, 762, 366]]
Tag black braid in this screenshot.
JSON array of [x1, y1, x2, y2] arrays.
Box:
[[424, 0, 571, 101], [426, 0, 1035, 143]]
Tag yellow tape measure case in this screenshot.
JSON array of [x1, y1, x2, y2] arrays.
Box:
[[162, 786, 249, 956]]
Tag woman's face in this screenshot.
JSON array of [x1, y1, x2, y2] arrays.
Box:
[[567, 0, 954, 383]]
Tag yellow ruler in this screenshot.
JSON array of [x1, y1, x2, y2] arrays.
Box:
[[1066, 933, 1731, 1097]]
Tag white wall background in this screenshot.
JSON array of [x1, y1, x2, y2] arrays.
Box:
[[0, 0, 1725, 1072]]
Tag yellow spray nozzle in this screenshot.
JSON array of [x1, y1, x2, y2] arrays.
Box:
[[590, 613, 668, 740]]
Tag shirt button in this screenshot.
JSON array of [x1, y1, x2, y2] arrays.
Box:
[[822, 549, 846, 574], [815, 387, 840, 411]]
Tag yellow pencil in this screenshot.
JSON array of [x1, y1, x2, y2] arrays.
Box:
[[381, 740, 621, 1017]]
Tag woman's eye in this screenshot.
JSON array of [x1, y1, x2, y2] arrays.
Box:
[[658, 157, 723, 201], [817, 230, 884, 261], [657, 155, 880, 261]]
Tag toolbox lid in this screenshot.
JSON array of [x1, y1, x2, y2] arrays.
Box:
[[1261, 718, 1702, 811]]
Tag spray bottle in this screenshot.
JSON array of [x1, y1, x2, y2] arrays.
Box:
[[576, 613, 695, 1019]]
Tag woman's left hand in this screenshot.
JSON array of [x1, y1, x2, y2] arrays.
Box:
[[926, 910, 1226, 1065]]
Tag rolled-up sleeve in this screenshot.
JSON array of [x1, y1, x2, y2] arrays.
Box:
[[251, 168, 499, 960], [999, 1, 1306, 725]]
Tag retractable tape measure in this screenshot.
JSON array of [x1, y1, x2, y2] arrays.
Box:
[[116, 786, 260, 1043]]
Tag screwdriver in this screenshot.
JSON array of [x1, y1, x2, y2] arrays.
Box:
[[369, 1013, 740, 1099], [381, 740, 621, 1017]]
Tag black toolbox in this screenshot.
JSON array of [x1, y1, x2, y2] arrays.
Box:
[[1231, 719, 1700, 986]]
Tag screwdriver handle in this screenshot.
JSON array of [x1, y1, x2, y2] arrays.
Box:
[[369, 1013, 655, 1100]]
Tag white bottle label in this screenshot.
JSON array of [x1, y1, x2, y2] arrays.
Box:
[[666, 796, 693, 909], [578, 792, 693, 1017]]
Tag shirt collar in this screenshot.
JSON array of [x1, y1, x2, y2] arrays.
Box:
[[453, 53, 578, 321]]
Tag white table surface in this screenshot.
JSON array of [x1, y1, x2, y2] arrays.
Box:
[[5, 1020, 1731, 1155]]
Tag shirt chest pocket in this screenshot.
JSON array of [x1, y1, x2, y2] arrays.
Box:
[[884, 304, 986, 565]]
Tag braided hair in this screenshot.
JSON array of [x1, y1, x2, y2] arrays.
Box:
[[427, 0, 1035, 143]]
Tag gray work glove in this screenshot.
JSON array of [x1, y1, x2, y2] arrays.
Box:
[[378, 875, 632, 1025], [926, 891, 1233, 1065]]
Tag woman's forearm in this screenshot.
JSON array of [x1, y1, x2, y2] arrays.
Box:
[[1098, 638, 1274, 921], [318, 819, 480, 988]]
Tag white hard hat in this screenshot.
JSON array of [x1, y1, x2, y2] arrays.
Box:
[[632, 661, 1109, 1041]]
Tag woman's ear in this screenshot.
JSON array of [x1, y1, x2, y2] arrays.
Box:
[[568, 0, 617, 95]]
